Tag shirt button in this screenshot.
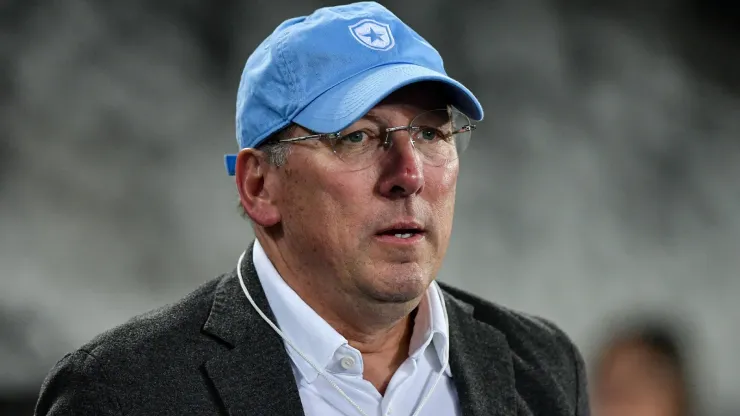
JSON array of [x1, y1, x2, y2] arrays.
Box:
[[340, 356, 355, 370]]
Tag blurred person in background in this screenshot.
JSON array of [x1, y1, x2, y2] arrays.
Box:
[[35, 2, 589, 415], [591, 316, 696, 416]]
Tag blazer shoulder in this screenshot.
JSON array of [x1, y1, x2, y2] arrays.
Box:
[[440, 282, 589, 414], [35, 348, 123, 415], [36, 274, 232, 415], [77, 274, 226, 367], [440, 282, 578, 353]]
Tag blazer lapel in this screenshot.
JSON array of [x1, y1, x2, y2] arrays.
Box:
[[202, 245, 304, 416], [444, 291, 516, 416]]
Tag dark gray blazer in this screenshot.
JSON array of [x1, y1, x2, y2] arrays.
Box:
[[35, 245, 589, 415]]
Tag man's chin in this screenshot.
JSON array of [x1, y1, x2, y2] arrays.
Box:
[[366, 289, 423, 304], [359, 274, 430, 304]]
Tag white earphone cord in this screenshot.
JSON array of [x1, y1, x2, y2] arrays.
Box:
[[236, 249, 449, 416]]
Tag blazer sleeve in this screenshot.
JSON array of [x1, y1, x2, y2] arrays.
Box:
[[35, 349, 123, 416], [571, 338, 590, 416], [539, 317, 591, 416]]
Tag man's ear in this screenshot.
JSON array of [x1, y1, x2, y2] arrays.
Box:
[[235, 148, 281, 227]]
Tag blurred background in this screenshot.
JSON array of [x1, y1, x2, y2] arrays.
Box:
[[2, 0, 738, 414]]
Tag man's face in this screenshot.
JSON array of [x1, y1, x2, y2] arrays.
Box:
[[270, 84, 459, 305]]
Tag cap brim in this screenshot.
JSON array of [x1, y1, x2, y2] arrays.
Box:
[[292, 63, 483, 133]]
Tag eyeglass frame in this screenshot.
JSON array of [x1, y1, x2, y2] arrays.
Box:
[[275, 107, 477, 156]]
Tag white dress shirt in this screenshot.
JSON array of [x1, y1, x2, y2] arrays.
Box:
[[252, 240, 461, 416]]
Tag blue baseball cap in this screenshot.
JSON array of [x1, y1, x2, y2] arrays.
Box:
[[224, 1, 484, 175]]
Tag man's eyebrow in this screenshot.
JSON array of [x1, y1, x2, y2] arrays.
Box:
[[357, 112, 387, 125]]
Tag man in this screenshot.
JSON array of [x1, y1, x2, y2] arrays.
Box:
[[36, 2, 589, 415]]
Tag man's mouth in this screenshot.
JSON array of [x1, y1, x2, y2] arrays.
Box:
[[377, 229, 423, 239], [375, 221, 426, 242]]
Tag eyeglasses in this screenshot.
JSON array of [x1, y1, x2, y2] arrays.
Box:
[[278, 106, 476, 170]]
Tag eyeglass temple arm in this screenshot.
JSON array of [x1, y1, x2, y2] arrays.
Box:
[[278, 132, 341, 143], [442, 124, 476, 139]]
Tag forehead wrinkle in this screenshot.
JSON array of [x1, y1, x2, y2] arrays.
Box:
[[360, 103, 432, 124], [356, 112, 393, 127]]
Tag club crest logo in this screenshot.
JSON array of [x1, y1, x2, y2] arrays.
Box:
[[349, 19, 395, 51]]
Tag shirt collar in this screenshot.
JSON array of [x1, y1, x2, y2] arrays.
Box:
[[409, 278, 452, 377], [253, 239, 452, 382]]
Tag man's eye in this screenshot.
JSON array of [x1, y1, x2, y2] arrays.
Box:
[[342, 131, 368, 143], [419, 128, 440, 141]]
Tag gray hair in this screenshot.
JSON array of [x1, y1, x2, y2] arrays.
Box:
[[237, 125, 295, 219], [258, 140, 291, 168]]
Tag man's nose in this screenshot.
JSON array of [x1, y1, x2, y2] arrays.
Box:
[[377, 131, 424, 198]]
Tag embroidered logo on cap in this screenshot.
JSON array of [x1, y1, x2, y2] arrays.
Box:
[[349, 19, 395, 51]]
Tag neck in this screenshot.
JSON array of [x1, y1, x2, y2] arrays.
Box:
[[312, 300, 418, 395]]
